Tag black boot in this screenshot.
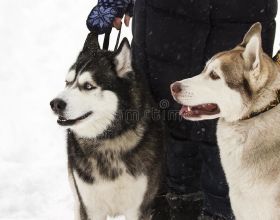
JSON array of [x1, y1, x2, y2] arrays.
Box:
[[198, 210, 235, 220], [152, 192, 203, 220]]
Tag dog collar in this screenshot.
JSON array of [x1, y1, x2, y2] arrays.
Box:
[[242, 52, 280, 120], [242, 90, 280, 120], [273, 50, 280, 66]]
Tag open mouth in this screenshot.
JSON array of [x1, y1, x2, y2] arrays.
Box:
[[179, 103, 220, 118], [57, 112, 93, 126]]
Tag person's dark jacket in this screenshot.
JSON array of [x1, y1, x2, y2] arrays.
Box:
[[132, 0, 278, 143]]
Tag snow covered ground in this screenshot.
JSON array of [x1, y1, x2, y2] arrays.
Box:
[[0, 1, 279, 219]]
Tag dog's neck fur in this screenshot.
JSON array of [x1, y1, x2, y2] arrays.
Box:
[[74, 121, 146, 155], [242, 89, 280, 120], [241, 63, 280, 121]]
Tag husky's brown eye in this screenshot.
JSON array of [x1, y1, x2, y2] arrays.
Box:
[[209, 71, 220, 80], [65, 81, 71, 86], [83, 82, 96, 90]]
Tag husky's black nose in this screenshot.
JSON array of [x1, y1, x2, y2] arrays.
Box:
[[50, 98, 67, 114]]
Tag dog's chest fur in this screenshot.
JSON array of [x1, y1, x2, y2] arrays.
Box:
[[66, 130, 151, 218], [217, 109, 280, 220], [73, 169, 147, 218]]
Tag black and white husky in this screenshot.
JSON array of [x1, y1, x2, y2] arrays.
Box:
[[50, 33, 163, 220]]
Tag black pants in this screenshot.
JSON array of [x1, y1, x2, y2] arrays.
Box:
[[166, 132, 233, 219]]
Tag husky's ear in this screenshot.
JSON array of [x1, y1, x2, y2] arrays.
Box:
[[241, 23, 263, 71], [82, 32, 100, 53], [114, 38, 132, 78]]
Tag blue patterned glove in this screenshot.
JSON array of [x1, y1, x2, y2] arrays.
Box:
[[87, 0, 134, 34]]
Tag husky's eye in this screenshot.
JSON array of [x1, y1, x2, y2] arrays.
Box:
[[209, 71, 220, 80], [65, 81, 71, 86], [83, 82, 96, 90]]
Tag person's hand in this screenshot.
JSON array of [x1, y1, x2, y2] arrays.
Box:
[[87, 0, 134, 34], [113, 15, 131, 30]]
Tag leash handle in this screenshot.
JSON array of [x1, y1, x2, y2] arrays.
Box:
[[102, 25, 122, 51]]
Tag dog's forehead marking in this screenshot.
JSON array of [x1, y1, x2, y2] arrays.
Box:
[[205, 57, 222, 71], [78, 71, 96, 85], [66, 70, 77, 83], [206, 51, 242, 73], [204, 51, 231, 71], [217, 52, 253, 99]]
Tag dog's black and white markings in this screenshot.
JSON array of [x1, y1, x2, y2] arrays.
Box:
[[51, 33, 164, 220]]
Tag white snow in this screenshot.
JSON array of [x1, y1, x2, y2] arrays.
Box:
[[0, 0, 279, 220]]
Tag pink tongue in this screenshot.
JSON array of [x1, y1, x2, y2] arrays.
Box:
[[179, 104, 218, 116], [202, 104, 217, 111], [179, 106, 191, 116]]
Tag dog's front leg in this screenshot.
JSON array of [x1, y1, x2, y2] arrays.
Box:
[[73, 203, 81, 220], [89, 213, 107, 220], [125, 209, 141, 220], [69, 171, 85, 220], [75, 206, 107, 220], [229, 190, 246, 220]]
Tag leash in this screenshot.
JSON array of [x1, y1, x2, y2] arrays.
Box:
[[114, 26, 122, 51], [102, 25, 122, 51], [102, 29, 111, 50]]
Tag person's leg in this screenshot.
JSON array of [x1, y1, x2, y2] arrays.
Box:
[[132, 1, 209, 218], [166, 134, 201, 194], [152, 130, 203, 220], [199, 141, 234, 219], [165, 132, 203, 219]]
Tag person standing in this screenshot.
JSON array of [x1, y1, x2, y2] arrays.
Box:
[[87, 0, 278, 219]]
